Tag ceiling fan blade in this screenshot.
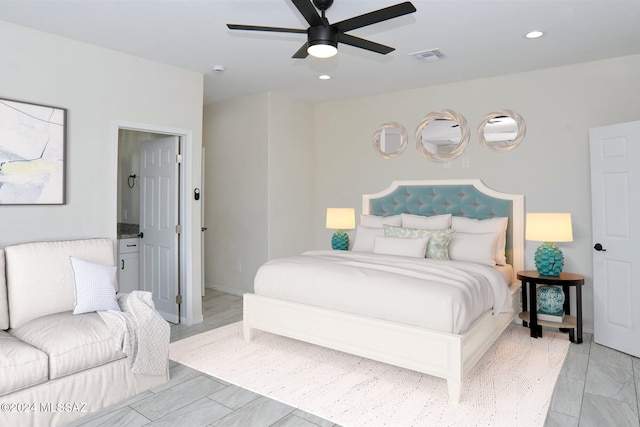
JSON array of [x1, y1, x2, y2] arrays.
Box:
[[338, 33, 394, 55], [334, 1, 416, 33], [227, 24, 306, 34], [291, 0, 324, 27], [292, 42, 310, 59]]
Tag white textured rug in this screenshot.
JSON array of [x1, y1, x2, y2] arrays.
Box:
[[170, 322, 569, 427]]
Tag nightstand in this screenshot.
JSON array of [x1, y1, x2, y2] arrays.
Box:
[[517, 270, 585, 343]]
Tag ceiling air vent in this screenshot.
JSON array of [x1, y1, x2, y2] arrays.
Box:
[[409, 48, 445, 62]]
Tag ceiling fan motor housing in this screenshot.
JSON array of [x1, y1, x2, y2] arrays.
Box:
[[308, 25, 338, 48], [313, 0, 334, 11]]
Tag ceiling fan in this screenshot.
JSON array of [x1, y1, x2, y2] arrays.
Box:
[[227, 0, 417, 59]]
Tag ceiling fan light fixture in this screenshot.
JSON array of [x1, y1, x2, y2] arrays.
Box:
[[307, 25, 338, 58], [308, 42, 338, 58]]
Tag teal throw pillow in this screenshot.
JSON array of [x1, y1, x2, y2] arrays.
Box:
[[383, 224, 456, 260]]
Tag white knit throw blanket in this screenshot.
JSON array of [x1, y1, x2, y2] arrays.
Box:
[[98, 291, 169, 376]]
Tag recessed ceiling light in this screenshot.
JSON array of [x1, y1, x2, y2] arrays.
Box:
[[319, 74, 331, 80], [525, 30, 544, 39]]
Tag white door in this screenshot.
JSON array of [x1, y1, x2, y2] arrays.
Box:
[[139, 136, 180, 323], [590, 120, 640, 357]]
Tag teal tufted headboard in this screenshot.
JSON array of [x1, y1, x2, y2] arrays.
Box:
[[363, 180, 524, 273]]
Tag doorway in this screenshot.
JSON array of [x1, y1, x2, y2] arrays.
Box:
[[114, 121, 200, 326]]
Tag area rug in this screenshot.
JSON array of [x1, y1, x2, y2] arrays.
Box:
[[169, 322, 570, 427]]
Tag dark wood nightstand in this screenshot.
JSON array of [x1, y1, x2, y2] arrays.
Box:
[[517, 270, 585, 343]]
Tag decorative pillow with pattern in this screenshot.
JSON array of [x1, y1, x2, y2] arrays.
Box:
[[383, 225, 456, 260], [70, 257, 120, 314]]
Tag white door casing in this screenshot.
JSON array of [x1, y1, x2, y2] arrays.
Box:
[[139, 136, 180, 323], [589, 120, 640, 358], [201, 147, 206, 297]]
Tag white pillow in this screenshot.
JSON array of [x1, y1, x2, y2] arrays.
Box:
[[373, 236, 429, 258], [383, 225, 456, 260], [351, 225, 386, 252], [450, 216, 508, 265], [401, 213, 452, 230], [70, 257, 120, 314], [448, 232, 498, 266], [360, 214, 402, 228]]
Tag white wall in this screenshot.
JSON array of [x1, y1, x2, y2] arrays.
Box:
[[0, 21, 204, 323], [313, 54, 640, 334], [204, 94, 269, 294], [203, 93, 315, 294], [267, 93, 315, 259]]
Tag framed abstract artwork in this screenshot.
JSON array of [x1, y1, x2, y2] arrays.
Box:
[[0, 97, 67, 205]]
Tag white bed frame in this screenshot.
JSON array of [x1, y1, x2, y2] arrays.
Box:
[[243, 179, 524, 403]]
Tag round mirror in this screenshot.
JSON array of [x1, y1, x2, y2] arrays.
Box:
[[373, 122, 408, 159], [478, 110, 526, 152], [415, 109, 469, 162]]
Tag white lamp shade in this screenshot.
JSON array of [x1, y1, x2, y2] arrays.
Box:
[[526, 213, 573, 242], [326, 208, 355, 230]]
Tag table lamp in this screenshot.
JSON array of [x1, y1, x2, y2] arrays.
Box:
[[326, 208, 355, 250], [525, 213, 573, 276]]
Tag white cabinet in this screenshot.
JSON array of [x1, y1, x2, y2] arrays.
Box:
[[118, 238, 139, 294]]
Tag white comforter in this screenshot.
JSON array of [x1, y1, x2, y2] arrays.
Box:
[[254, 250, 513, 334]]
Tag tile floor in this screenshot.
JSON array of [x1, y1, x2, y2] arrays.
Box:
[[65, 291, 336, 427], [66, 290, 640, 427], [545, 330, 640, 427]]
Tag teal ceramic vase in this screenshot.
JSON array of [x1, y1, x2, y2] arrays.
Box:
[[534, 242, 564, 276], [537, 285, 565, 315], [331, 230, 349, 250]]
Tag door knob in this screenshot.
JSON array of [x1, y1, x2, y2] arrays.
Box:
[[594, 243, 607, 251]]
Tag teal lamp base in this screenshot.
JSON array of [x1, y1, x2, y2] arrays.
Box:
[[331, 230, 349, 250], [534, 242, 564, 276]]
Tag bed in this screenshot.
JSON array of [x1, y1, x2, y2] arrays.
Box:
[[243, 179, 524, 403]]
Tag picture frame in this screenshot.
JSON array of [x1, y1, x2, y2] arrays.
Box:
[[0, 97, 67, 205]]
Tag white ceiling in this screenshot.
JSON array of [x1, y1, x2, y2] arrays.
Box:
[[2, 1, 640, 106]]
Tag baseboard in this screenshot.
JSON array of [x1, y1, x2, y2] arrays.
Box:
[[206, 283, 246, 297], [180, 313, 203, 326]]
